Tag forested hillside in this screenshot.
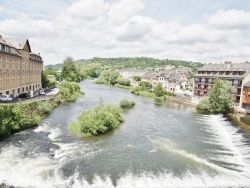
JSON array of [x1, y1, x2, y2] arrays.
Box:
[[45, 57, 203, 70], [45, 57, 203, 79]]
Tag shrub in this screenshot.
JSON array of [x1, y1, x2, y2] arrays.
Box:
[[0, 103, 42, 137], [57, 81, 82, 102], [164, 91, 176, 97], [120, 100, 136, 109], [37, 100, 53, 114], [69, 104, 124, 137], [154, 83, 165, 97], [116, 78, 130, 86], [95, 70, 119, 85], [197, 96, 210, 111]]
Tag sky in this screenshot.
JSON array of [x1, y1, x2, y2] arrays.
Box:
[[0, 0, 250, 65]]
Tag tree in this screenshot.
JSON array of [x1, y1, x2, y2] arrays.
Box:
[[197, 78, 233, 114], [41, 71, 50, 88], [209, 78, 233, 113], [61, 57, 82, 82], [116, 78, 130, 86], [95, 70, 119, 85], [154, 83, 165, 97], [197, 96, 210, 111], [109, 71, 119, 85], [134, 76, 141, 82]]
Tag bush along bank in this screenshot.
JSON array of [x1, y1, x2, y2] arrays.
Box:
[[120, 99, 136, 109], [68, 100, 135, 137], [131, 85, 176, 100], [0, 81, 83, 139]]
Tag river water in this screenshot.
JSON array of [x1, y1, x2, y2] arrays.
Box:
[[0, 80, 250, 188]]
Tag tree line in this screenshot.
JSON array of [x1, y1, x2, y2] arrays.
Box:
[[45, 57, 203, 80]]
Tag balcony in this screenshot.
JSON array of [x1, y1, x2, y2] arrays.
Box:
[[233, 92, 241, 96], [233, 84, 242, 88], [234, 100, 240, 104], [194, 87, 208, 91]]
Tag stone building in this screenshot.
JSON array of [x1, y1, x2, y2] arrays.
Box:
[[193, 61, 250, 107], [0, 35, 43, 95], [118, 69, 146, 79]]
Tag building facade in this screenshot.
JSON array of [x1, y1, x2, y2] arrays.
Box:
[[0, 35, 43, 95], [193, 61, 250, 107], [118, 69, 146, 79]]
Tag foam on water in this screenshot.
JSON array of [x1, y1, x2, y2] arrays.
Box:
[[150, 137, 242, 176], [1, 112, 250, 187], [1, 144, 249, 188]]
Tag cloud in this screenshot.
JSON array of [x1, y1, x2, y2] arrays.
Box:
[[66, 0, 108, 22], [113, 16, 154, 42], [0, 16, 54, 38], [0, 0, 250, 65], [108, 0, 145, 25], [0, 5, 2, 13], [208, 9, 250, 29]]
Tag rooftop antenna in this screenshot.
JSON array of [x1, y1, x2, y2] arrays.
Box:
[[231, 55, 234, 62]]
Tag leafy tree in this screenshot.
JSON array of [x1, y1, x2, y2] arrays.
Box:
[[82, 68, 97, 78], [57, 81, 82, 102], [209, 78, 233, 113], [116, 78, 130, 86], [134, 76, 141, 82], [109, 71, 119, 85], [139, 81, 152, 88], [154, 83, 165, 97], [197, 78, 233, 114], [41, 71, 57, 88], [95, 70, 119, 85], [41, 71, 50, 88], [197, 96, 210, 111], [61, 57, 82, 82], [44, 69, 59, 80]]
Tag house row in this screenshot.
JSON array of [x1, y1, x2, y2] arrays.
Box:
[[119, 67, 192, 94], [0, 34, 43, 95], [193, 61, 250, 108]]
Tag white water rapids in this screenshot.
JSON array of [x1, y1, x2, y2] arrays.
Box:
[[0, 81, 250, 188]]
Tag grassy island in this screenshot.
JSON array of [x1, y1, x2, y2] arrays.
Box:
[[69, 104, 124, 137], [120, 99, 136, 109]]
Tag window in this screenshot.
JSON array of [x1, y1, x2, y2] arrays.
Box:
[[6, 61, 9, 69], [5, 46, 10, 52], [0, 55, 2, 69]]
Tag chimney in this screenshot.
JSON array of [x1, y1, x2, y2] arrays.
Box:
[[38, 52, 40, 56], [0, 34, 2, 39], [224, 61, 232, 69]]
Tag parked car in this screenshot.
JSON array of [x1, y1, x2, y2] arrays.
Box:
[[0, 94, 13, 102], [34, 92, 39, 96], [18, 93, 27, 98], [39, 89, 46, 95]]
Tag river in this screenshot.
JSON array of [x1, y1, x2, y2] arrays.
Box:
[[0, 80, 250, 188]]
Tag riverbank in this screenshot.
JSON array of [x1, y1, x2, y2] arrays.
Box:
[[0, 99, 58, 140], [168, 95, 197, 107], [0, 81, 82, 140]]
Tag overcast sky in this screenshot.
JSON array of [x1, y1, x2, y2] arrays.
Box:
[[0, 0, 250, 65]]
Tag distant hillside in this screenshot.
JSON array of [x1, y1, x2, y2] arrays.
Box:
[[45, 57, 203, 71]]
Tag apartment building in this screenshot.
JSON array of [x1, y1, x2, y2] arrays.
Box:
[[118, 69, 146, 79], [0, 35, 43, 95], [193, 61, 250, 107]]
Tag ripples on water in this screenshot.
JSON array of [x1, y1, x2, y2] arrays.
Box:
[[0, 81, 250, 188]]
